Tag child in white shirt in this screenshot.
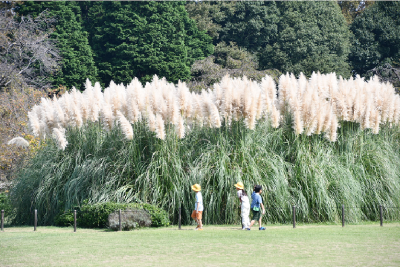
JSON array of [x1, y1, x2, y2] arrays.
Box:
[[234, 182, 250, 230], [191, 184, 203, 230]]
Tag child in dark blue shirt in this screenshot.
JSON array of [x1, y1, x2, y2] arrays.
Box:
[[246, 185, 266, 230]]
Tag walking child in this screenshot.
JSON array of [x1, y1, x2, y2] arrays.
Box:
[[191, 184, 203, 230], [246, 185, 266, 230], [234, 182, 250, 230]]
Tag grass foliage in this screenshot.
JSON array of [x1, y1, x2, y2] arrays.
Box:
[[10, 115, 400, 226]]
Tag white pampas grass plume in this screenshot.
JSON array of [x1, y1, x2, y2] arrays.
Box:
[[52, 128, 68, 150], [327, 113, 338, 142], [315, 103, 327, 135], [177, 115, 185, 139], [28, 106, 41, 137], [155, 113, 165, 140], [7, 137, 29, 148], [221, 74, 233, 121], [116, 111, 133, 140], [177, 80, 192, 118], [41, 97, 56, 130], [147, 108, 156, 132], [100, 102, 114, 132], [246, 84, 258, 130], [53, 98, 66, 127], [203, 91, 221, 128], [271, 106, 280, 128], [69, 88, 83, 128], [372, 108, 381, 134], [60, 92, 72, 125], [278, 73, 290, 112], [255, 89, 264, 120], [126, 90, 141, 123]]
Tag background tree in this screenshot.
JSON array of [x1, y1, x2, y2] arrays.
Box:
[[216, 1, 280, 53], [86, 1, 213, 86], [349, 1, 400, 77], [185, 1, 236, 40], [188, 1, 352, 78], [259, 1, 352, 78], [17, 1, 98, 90], [189, 42, 281, 92], [0, 9, 60, 91]]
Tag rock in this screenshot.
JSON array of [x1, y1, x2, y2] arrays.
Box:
[[107, 208, 152, 231]]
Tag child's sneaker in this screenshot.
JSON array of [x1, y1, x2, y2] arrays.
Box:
[[246, 228, 251, 230], [259, 227, 266, 230]]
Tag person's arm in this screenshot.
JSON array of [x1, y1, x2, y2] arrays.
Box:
[[261, 203, 265, 214], [196, 202, 199, 213]]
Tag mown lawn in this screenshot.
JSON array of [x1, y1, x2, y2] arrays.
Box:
[[1, 223, 399, 266]]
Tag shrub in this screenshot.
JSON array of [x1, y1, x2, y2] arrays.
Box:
[[0, 192, 14, 224], [0, 192, 12, 215], [108, 209, 151, 231], [54, 211, 74, 227], [142, 203, 170, 227]]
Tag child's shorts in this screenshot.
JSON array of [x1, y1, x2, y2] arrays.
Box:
[[252, 210, 261, 221], [191, 210, 203, 220]]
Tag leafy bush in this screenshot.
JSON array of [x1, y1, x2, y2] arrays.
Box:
[[108, 209, 151, 231], [142, 203, 170, 227], [54, 211, 74, 227], [0, 192, 15, 224], [78, 202, 169, 228], [0, 192, 12, 215]]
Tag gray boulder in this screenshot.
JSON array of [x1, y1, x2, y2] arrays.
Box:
[[108, 209, 151, 231]]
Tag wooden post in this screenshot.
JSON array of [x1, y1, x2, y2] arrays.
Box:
[[34, 209, 37, 231], [342, 205, 345, 227], [178, 207, 181, 230], [292, 205, 296, 228], [74, 210, 77, 232], [1, 210, 4, 231], [380, 205, 383, 227], [119, 209, 122, 231]]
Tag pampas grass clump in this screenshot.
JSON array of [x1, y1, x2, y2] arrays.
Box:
[[12, 72, 400, 226]]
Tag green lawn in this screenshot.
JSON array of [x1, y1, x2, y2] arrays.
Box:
[[1, 223, 399, 266]]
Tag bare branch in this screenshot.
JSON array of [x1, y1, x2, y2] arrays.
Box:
[[0, 9, 61, 91]]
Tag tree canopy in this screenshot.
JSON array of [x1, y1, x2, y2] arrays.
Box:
[[350, 1, 400, 76], [260, 1, 352, 77], [86, 1, 213, 86], [189, 1, 352, 78], [17, 1, 98, 90]]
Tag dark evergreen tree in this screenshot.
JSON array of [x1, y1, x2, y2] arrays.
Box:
[[350, 1, 400, 76], [215, 1, 352, 78], [17, 1, 98, 90], [217, 1, 280, 52], [87, 1, 213, 86]]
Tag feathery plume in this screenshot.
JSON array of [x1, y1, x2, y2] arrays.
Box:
[[52, 128, 68, 150], [155, 113, 165, 140], [116, 111, 133, 140], [7, 137, 29, 148]]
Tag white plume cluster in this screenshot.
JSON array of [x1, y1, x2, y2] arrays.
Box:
[[7, 137, 30, 148], [28, 73, 400, 149], [278, 72, 400, 141]]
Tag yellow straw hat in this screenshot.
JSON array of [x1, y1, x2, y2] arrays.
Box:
[[191, 184, 201, 192], [234, 182, 244, 190]]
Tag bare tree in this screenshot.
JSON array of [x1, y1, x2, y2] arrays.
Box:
[[0, 9, 61, 91]]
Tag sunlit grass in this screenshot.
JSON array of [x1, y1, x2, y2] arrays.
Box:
[[1, 223, 399, 266]]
